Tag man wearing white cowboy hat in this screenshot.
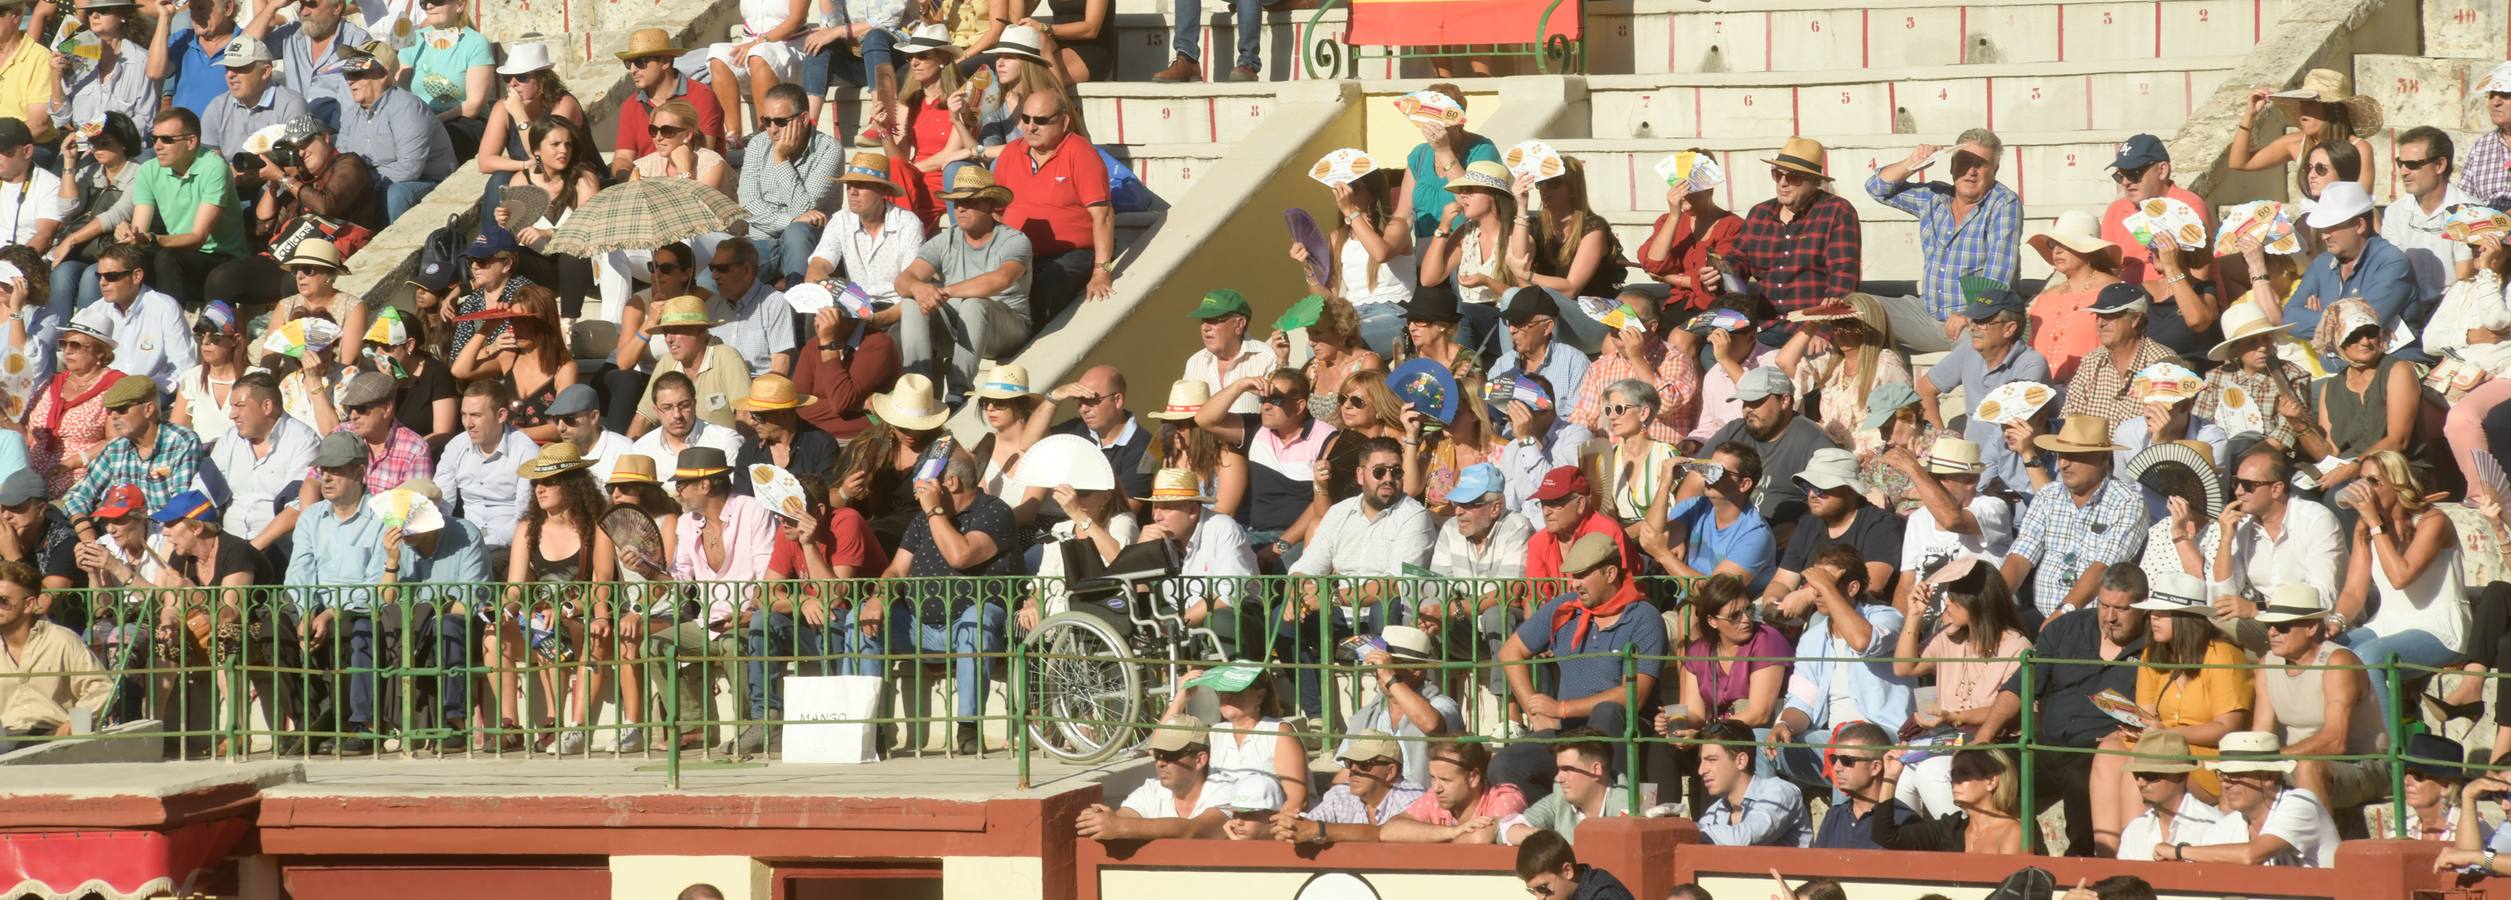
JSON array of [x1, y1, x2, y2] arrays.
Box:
[[1883, 435, 2013, 604], [896, 164, 1032, 399], [804, 145, 924, 323], [2247, 582, 2388, 815], [608, 27, 727, 181], [2170, 731, 2342, 866], [1183, 289, 1272, 414], [2002, 414, 2150, 621], [2288, 180, 2415, 345], [197, 34, 307, 170], [1729, 136, 1860, 314]]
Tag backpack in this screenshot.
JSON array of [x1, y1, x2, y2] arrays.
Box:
[[413, 215, 464, 292]]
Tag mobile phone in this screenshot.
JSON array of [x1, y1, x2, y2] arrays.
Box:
[[915, 436, 954, 481]]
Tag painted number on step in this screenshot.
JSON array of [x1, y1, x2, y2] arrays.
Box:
[[1617, 21, 1630, 36], [1904, 16, 1916, 28], [2397, 77, 2421, 94], [1839, 91, 1851, 104], [2030, 86, 2043, 101], [2196, 8, 2210, 21], [2101, 10, 2113, 24], [2454, 6, 2478, 24], [1248, 105, 1261, 117], [2065, 152, 2078, 167], [1741, 94, 1755, 106], [1161, 106, 1173, 118], [1809, 19, 1822, 31]]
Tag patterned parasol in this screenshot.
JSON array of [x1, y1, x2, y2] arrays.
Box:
[[543, 178, 747, 257]]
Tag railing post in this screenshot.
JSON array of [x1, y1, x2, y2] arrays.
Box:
[[2016, 648, 2035, 855], [1621, 644, 1641, 816], [666, 639, 682, 790], [1318, 577, 1339, 740], [1011, 634, 1031, 790], [2388, 656, 2407, 838]]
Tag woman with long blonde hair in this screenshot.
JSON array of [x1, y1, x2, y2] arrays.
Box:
[[1416, 160, 1518, 353], [1295, 170, 1413, 359], [1507, 156, 1623, 355], [1774, 292, 1907, 454], [2334, 449, 2468, 725]]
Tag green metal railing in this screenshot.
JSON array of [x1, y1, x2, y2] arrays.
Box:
[[0, 574, 2449, 850]]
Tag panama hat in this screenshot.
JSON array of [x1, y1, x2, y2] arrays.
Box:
[[1924, 437, 1987, 475], [608, 454, 660, 485], [835, 148, 904, 196], [2124, 730, 2200, 774], [1148, 379, 1211, 421], [972, 364, 1037, 401], [894, 22, 958, 56], [935, 165, 1013, 205], [614, 28, 684, 60], [496, 42, 555, 76], [2027, 210, 2123, 269], [2208, 731, 2297, 774], [674, 447, 733, 480], [2131, 572, 2209, 614], [279, 238, 347, 273], [2254, 583, 2329, 624], [648, 295, 721, 331], [991, 24, 1049, 63], [731, 374, 817, 412], [1148, 467, 1212, 504], [868, 373, 949, 431], [2034, 415, 2125, 454], [2207, 302, 2299, 362], [1761, 136, 1832, 181], [516, 442, 596, 480], [2270, 69, 2383, 137]]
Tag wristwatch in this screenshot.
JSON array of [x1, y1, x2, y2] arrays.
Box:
[[927, 507, 949, 518]]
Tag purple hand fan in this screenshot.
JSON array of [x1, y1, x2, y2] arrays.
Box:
[[1286, 208, 1332, 287]]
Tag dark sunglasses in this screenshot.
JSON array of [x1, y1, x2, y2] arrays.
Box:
[[2235, 477, 2279, 492], [2267, 620, 2317, 633], [2111, 164, 2154, 184], [651, 261, 685, 274], [623, 57, 669, 69], [1151, 749, 1196, 764], [95, 268, 135, 282], [760, 113, 801, 129], [709, 262, 739, 274], [648, 123, 689, 138], [502, 71, 536, 83], [150, 133, 194, 145], [1340, 395, 1369, 409], [465, 257, 501, 268], [2396, 156, 2442, 171], [1365, 464, 1400, 479], [347, 401, 388, 416], [1018, 113, 1063, 126], [1258, 392, 1293, 407], [2308, 163, 2335, 176], [1768, 167, 1811, 183]]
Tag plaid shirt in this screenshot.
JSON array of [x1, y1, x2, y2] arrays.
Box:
[[320, 422, 434, 494], [2059, 337, 2179, 425], [2009, 478, 2149, 614], [59, 423, 205, 516], [1571, 336, 1701, 442], [1864, 173, 2022, 321], [2460, 130, 2511, 204], [1731, 192, 1862, 313]]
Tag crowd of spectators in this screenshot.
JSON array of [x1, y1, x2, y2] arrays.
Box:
[[0, 0, 2507, 881]]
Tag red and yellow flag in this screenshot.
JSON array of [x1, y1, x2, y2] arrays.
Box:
[[1344, 0, 1581, 48]]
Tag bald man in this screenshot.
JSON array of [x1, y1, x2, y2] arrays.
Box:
[[1044, 364, 1155, 506]]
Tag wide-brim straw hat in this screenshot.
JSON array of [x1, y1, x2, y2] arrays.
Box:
[[836, 149, 904, 196], [280, 238, 347, 273], [517, 442, 596, 480], [2254, 583, 2329, 624], [2033, 414, 2124, 454], [2027, 210, 2123, 269], [615, 28, 685, 60], [972, 364, 1037, 401], [1761, 136, 1833, 181], [1149, 379, 1212, 421], [2206, 302, 2299, 362], [991, 24, 1050, 63], [1444, 160, 1511, 194], [936, 165, 1013, 205], [608, 454, 660, 485], [1923, 436, 1987, 475], [732, 374, 818, 412], [869, 373, 949, 431], [2208, 731, 2298, 774], [1148, 467, 1213, 503], [2270, 69, 2383, 137], [648, 294, 721, 331]]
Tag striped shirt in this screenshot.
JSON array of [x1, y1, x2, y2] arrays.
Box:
[[1865, 173, 2023, 321]]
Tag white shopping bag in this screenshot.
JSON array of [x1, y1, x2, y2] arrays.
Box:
[[783, 675, 884, 764]]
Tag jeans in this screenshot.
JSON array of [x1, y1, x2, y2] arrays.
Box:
[[1456, 299, 1500, 361], [1174, 0, 1261, 69], [894, 294, 1031, 399], [2338, 626, 2463, 720], [751, 221, 821, 289], [385, 179, 440, 221], [1753, 724, 1839, 797], [837, 601, 1005, 718], [1354, 301, 1404, 359], [318, 612, 382, 729], [747, 609, 831, 718], [45, 257, 91, 324], [1029, 246, 1097, 327]]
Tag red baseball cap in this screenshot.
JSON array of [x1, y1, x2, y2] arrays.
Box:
[[1528, 465, 1589, 502], [93, 483, 146, 520]]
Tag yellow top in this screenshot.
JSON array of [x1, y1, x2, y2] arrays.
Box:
[[2134, 639, 2254, 795], [0, 33, 57, 138]]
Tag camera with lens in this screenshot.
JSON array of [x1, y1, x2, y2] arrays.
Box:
[[266, 140, 301, 171]]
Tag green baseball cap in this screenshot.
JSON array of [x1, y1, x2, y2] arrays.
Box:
[[1192, 289, 1253, 320], [1188, 665, 1265, 692]]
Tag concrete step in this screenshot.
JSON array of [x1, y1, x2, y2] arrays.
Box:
[[1586, 55, 2242, 140], [1105, 143, 1231, 197], [1560, 130, 2152, 217]]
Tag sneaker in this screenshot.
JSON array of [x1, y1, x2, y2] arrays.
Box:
[[954, 723, 982, 756], [1151, 55, 1200, 83], [1227, 66, 1259, 82], [615, 728, 647, 754], [732, 724, 771, 756], [557, 731, 587, 755], [334, 735, 375, 756]]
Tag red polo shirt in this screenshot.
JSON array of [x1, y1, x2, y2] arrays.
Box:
[[1523, 512, 1633, 609], [614, 74, 728, 161], [991, 131, 1109, 257]]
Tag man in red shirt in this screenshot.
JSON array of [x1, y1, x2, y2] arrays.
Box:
[[610, 29, 728, 182], [1523, 466, 1632, 608], [2098, 134, 2214, 287], [990, 90, 1112, 323]]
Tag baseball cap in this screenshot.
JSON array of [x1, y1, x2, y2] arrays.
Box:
[[1735, 366, 1795, 403], [1145, 714, 1209, 752], [1190, 288, 1252, 320], [219, 35, 275, 67], [463, 230, 518, 259], [92, 483, 146, 519], [311, 431, 369, 468], [0, 469, 45, 506], [0, 118, 31, 153], [1960, 275, 2025, 320], [2088, 282, 2151, 317], [409, 259, 458, 294], [279, 114, 330, 146], [1528, 465, 1589, 502], [341, 371, 396, 408], [1499, 288, 1560, 325], [100, 376, 155, 409], [1336, 729, 1402, 764], [148, 489, 219, 525], [341, 39, 399, 75], [195, 299, 242, 335], [1442, 462, 1503, 505], [1860, 381, 1921, 433], [546, 383, 601, 418], [2108, 133, 2169, 170]]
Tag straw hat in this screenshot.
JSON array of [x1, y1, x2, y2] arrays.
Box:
[[936, 166, 1012, 205], [608, 453, 660, 485], [2270, 69, 2383, 137], [2207, 731, 2297, 774], [280, 238, 347, 273], [1444, 160, 1511, 194], [2206, 302, 2298, 362], [648, 295, 721, 331], [991, 23, 1050, 64], [2123, 731, 2200, 774], [2027, 210, 2123, 269], [1761, 136, 1832, 181], [972, 364, 1037, 401], [732, 374, 817, 412], [868, 373, 949, 431], [2033, 415, 2125, 454], [2254, 583, 2329, 625], [835, 148, 903, 196], [894, 22, 957, 56], [614, 28, 684, 60], [516, 442, 596, 480], [674, 447, 733, 481], [1148, 379, 1211, 421], [2131, 572, 2209, 614], [1923, 436, 1987, 475], [1148, 467, 1211, 504]]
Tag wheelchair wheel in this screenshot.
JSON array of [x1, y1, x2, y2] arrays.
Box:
[[1023, 607, 1144, 764]]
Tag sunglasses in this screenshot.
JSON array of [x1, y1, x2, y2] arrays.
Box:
[[2308, 163, 2335, 176], [760, 113, 802, 129], [95, 268, 135, 282], [624, 57, 668, 69], [1602, 403, 1640, 418], [150, 133, 194, 145], [2267, 620, 2317, 633], [1258, 392, 1293, 407], [1365, 464, 1400, 479], [2396, 156, 2442, 171], [2111, 164, 2154, 184], [465, 257, 501, 268], [1768, 167, 1811, 183], [1341, 395, 1369, 409], [649, 123, 688, 138], [2235, 477, 2279, 492], [347, 401, 388, 416], [651, 261, 684, 275], [709, 262, 740, 274], [1152, 749, 1196, 764], [1018, 113, 1063, 126]]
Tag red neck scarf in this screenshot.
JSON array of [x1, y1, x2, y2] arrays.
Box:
[[1550, 577, 1644, 652]]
